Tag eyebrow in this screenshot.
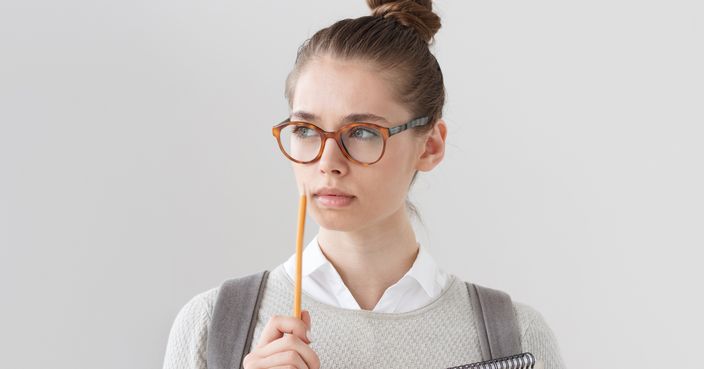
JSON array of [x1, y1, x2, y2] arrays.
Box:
[[290, 110, 389, 125]]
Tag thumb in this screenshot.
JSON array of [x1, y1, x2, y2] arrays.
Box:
[[301, 310, 313, 342], [301, 309, 311, 329]]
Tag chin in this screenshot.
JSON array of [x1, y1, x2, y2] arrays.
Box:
[[310, 209, 364, 232], [314, 218, 360, 232]]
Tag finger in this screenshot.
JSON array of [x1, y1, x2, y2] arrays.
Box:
[[301, 310, 311, 331], [257, 333, 317, 360], [255, 314, 310, 349], [256, 334, 320, 369], [257, 349, 309, 369], [301, 310, 313, 343]]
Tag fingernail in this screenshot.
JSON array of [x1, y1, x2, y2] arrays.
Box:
[[306, 328, 314, 342]]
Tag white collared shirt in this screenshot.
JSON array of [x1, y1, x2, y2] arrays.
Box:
[[282, 233, 451, 313]]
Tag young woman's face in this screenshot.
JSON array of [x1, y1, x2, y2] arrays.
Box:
[[289, 54, 432, 232]]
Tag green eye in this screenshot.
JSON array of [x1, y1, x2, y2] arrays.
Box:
[[292, 126, 316, 138], [349, 127, 380, 140]]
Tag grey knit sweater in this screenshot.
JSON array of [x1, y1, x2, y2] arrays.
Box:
[[162, 264, 566, 369]]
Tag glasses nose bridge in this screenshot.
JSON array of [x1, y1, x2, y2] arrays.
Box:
[[318, 130, 347, 159]]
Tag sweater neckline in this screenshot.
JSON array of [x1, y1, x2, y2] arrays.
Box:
[[273, 264, 461, 319]]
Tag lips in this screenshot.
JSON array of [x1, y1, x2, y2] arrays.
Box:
[[315, 193, 354, 197], [313, 187, 355, 198], [314, 193, 355, 207]]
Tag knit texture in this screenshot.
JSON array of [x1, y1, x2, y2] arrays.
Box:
[[162, 265, 566, 369]]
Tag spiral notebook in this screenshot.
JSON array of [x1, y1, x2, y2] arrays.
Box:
[[446, 352, 544, 369]]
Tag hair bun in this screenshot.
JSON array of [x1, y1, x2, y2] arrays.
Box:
[[368, 0, 441, 44]]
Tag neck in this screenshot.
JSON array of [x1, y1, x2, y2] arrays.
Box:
[[316, 205, 419, 311]]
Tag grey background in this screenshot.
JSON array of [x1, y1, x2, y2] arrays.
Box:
[[1, 1, 702, 368]]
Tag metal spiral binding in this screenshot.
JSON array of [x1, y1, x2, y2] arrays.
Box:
[[446, 352, 536, 369]]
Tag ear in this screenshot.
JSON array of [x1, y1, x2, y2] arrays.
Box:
[[415, 119, 447, 172]]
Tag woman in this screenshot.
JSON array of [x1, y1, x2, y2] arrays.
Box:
[[163, 1, 566, 368]]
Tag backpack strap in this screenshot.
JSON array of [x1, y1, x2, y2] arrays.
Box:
[[207, 270, 270, 369], [205, 271, 520, 366], [465, 282, 522, 360]]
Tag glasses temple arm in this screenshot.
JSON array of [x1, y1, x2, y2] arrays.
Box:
[[388, 116, 430, 136]]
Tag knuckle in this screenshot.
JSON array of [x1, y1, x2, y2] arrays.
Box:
[[241, 353, 252, 368], [285, 350, 298, 361], [265, 314, 284, 331], [305, 349, 320, 369]]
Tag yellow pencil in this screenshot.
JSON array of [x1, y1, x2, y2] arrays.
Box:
[[293, 189, 306, 319]]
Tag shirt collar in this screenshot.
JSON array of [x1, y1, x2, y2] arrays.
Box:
[[283, 233, 329, 283], [283, 232, 444, 298], [403, 240, 443, 297]]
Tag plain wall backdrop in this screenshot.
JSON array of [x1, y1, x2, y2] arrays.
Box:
[[1, 1, 702, 368]]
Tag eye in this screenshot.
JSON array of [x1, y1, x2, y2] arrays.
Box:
[[292, 125, 317, 138], [348, 127, 380, 140]]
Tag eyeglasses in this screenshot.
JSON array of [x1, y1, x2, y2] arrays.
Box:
[[272, 116, 430, 166]]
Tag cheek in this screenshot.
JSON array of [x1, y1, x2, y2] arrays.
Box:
[[291, 164, 321, 198], [377, 141, 418, 183], [290, 165, 306, 193], [359, 164, 409, 209]]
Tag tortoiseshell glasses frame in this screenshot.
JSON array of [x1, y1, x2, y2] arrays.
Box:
[[271, 116, 431, 166]]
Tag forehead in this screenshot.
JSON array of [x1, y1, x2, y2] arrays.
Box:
[[291, 55, 408, 128]]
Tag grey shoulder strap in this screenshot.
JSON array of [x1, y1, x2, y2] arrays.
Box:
[[466, 282, 522, 360], [206, 270, 270, 369], [205, 271, 519, 366]]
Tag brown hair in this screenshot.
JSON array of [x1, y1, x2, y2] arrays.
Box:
[[284, 0, 446, 223]]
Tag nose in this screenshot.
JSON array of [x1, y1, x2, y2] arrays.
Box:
[[317, 136, 348, 175]]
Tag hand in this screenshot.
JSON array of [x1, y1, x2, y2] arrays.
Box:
[[242, 310, 320, 369]]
